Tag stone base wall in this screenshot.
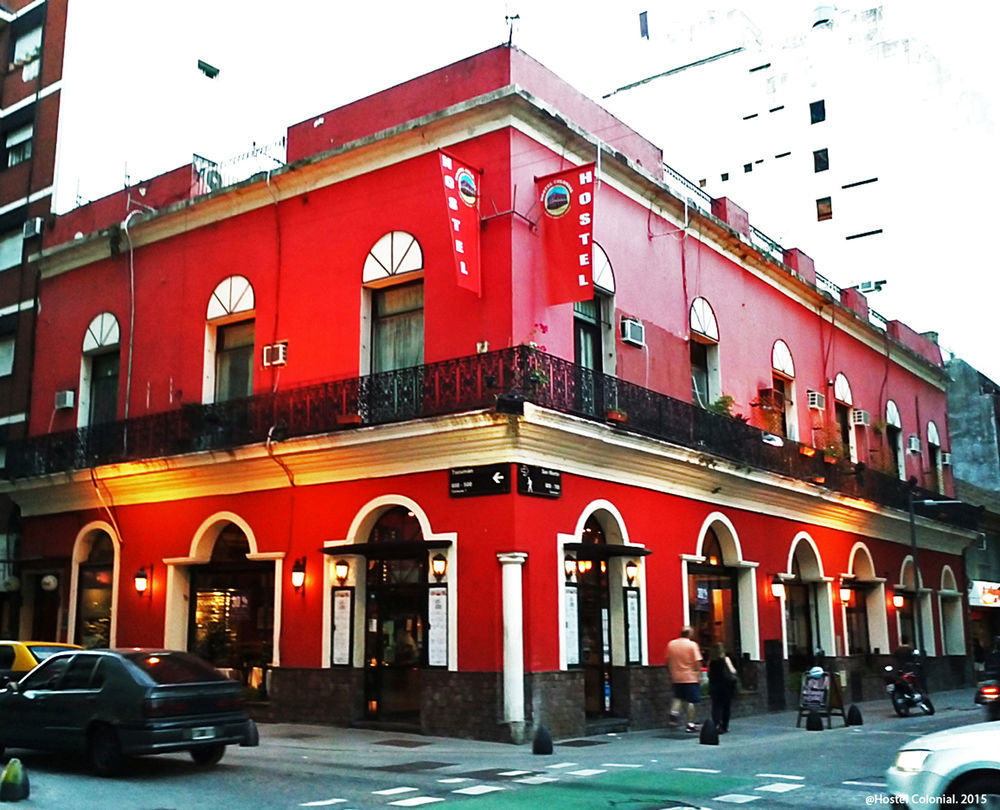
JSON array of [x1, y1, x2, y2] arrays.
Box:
[[260, 655, 975, 740]]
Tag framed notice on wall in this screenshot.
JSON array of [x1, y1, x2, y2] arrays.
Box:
[[624, 587, 641, 664], [565, 585, 579, 666], [428, 586, 448, 667], [331, 588, 354, 666]]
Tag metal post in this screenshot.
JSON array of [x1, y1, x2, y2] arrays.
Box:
[[907, 490, 924, 656]]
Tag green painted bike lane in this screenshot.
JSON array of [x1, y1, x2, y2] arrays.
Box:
[[450, 768, 755, 809]]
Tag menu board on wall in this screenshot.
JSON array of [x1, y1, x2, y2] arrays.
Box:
[[565, 586, 579, 666], [626, 588, 641, 664], [332, 588, 353, 666], [428, 586, 448, 667]]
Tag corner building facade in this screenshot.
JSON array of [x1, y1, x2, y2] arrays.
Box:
[[3, 46, 977, 741]]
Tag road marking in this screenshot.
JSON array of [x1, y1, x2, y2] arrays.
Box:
[[755, 783, 804, 793], [547, 762, 579, 769], [436, 778, 470, 784], [497, 770, 531, 776], [452, 786, 506, 795], [676, 767, 721, 774], [602, 763, 643, 768], [389, 799, 445, 807], [515, 775, 559, 784], [568, 769, 607, 776], [374, 787, 419, 795], [844, 780, 887, 787], [299, 801, 347, 807], [755, 773, 804, 780], [713, 795, 761, 804]]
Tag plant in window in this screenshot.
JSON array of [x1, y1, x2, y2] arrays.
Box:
[[707, 394, 748, 423]]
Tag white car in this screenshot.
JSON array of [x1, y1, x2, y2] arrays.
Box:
[[887, 722, 1000, 808]]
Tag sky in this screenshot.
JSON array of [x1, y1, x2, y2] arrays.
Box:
[[55, 1, 999, 380]]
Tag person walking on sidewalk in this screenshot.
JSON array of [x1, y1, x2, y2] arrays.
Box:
[[666, 626, 703, 733], [707, 642, 738, 734]]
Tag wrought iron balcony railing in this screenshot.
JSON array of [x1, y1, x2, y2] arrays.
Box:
[[4, 346, 981, 530]]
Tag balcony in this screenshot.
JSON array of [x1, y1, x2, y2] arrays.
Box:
[[4, 346, 980, 530]]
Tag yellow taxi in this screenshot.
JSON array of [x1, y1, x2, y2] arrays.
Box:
[[0, 640, 82, 683]]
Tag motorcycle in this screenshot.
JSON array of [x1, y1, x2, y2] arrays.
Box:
[[884, 664, 935, 716], [975, 679, 1000, 721]]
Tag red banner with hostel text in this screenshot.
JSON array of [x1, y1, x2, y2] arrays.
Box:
[[537, 163, 595, 304], [439, 151, 481, 296]]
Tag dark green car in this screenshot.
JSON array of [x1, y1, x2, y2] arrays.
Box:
[[0, 648, 258, 776]]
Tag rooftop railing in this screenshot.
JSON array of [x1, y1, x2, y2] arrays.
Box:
[[4, 346, 980, 530]]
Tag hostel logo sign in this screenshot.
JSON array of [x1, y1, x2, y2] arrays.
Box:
[[439, 152, 481, 296], [537, 163, 595, 304]]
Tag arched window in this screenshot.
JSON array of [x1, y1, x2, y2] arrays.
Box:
[[927, 421, 943, 494], [78, 313, 121, 428], [74, 531, 114, 648], [574, 243, 618, 413], [766, 340, 798, 439], [832, 372, 858, 462], [363, 232, 424, 373], [204, 276, 255, 403], [885, 400, 904, 479], [689, 297, 720, 408]]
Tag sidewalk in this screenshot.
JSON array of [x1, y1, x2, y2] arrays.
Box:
[[255, 687, 981, 763]]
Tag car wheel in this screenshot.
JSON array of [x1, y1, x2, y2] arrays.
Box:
[[891, 691, 911, 716], [919, 696, 935, 715], [88, 725, 125, 777], [944, 773, 1000, 808], [190, 743, 226, 767]]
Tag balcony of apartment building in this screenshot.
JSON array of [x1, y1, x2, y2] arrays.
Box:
[[2, 345, 980, 531]]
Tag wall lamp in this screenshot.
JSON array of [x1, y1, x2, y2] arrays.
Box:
[[134, 565, 152, 597], [564, 556, 577, 581], [334, 559, 349, 586], [770, 574, 786, 600], [624, 559, 638, 586], [892, 587, 905, 609], [839, 580, 853, 604], [291, 557, 306, 592], [431, 553, 448, 582]]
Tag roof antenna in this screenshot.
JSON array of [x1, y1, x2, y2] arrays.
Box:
[[506, 12, 519, 46]]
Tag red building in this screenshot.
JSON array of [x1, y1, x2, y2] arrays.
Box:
[[1, 46, 977, 740]]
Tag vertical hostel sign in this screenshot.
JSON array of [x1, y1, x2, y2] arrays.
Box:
[[439, 152, 481, 296], [537, 162, 596, 304]]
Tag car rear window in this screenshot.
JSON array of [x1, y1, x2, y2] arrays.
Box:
[[28, 645, 76, 662], [123, 652, 228, 685]]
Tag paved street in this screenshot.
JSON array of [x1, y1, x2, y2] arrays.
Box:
[[6, 688, 991, 809]]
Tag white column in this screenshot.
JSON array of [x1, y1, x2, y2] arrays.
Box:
[[497, 552, 528, 723]]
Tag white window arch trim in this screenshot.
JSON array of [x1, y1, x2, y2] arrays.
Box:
[[896, 556, 936, 657], [778, 532, 835, 660], [363, 231, 423, 284], [78, 312, 122, 429], [557, 499, 649, 670], [322, 494, 458, 672], [841, 541, 889, 656], [203, 276, 256, 403], [680, 511, 761, 660], [67, 521, 121, 647], [689, 297, 719, 342], [938, 564, 964, 656], [771, 339, 795, 378], [592, 242, 615, 294]]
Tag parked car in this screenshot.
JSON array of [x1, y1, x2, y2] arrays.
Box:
[[886, 721, 1000, 808], [0, 648, 258, 776], [0, 640, 81, 683]]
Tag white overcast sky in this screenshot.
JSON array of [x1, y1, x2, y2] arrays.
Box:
[[57, 1, 999, 380]]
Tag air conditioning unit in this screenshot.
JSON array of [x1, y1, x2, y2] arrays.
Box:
[[907, 435, 921, 453], [620, 317, 645, 347], [262, 341, 288, 367], [807, 390, 826, 410], [941, 451, 952, 466], [852, 409, 871, 426], [22, 217, 43, 239], [54, 389, 75, 409]]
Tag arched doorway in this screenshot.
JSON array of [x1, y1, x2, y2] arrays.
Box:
[[575, 516, 613, 716], [188, 523, 274, 685], [688, 527, 741, 657], [897, 557, 935, 656], [782, 535, 833, 671], [843, 543, 889, 656], [362, 506, 435, 722], [73, 531, 114, 648]]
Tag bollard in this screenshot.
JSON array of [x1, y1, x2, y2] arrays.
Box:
[[532, 724, 553, 755], [805, 710, 824, 731], [846, 704, 863, 726], [0, 757, 29, 802], [699, 718, 719, 745]]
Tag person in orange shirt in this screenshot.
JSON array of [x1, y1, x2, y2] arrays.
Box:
[[666, 626, 703, 733]]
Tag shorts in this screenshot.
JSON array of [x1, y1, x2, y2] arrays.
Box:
[[674, 681, 702, 704]]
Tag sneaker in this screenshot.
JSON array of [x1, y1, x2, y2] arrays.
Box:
[[686, 723, 699, 733], [668, 712, 681, 728]]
